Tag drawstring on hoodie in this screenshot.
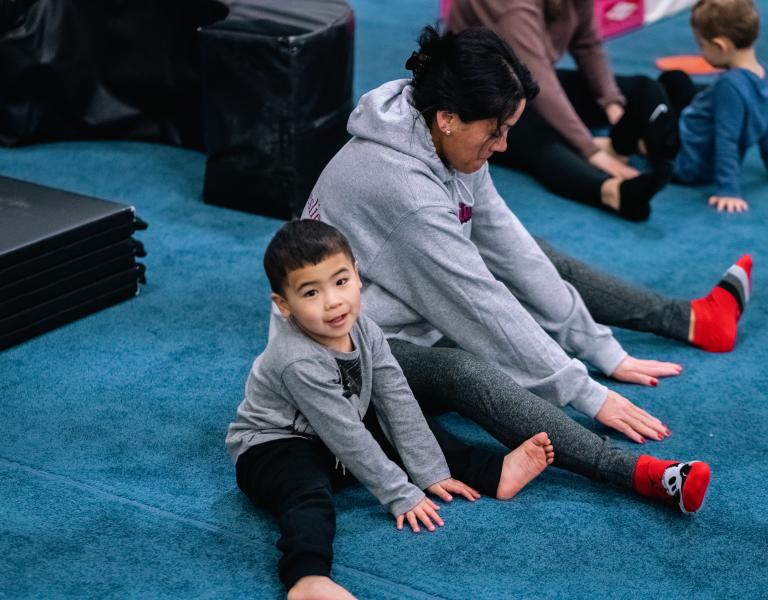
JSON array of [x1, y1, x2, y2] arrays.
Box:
[[334, 457, 347, 476]]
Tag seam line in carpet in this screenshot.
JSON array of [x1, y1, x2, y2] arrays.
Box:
[[0, 457, 450, 600]]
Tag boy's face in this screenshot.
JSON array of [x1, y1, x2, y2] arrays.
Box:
[[272, 252, 362, 352]]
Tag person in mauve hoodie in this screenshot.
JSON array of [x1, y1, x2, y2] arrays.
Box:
[[303, 26, 747, 515]]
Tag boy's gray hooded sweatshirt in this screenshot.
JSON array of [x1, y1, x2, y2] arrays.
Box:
[[303, 79, 627, 417], [226, 313, 450, 517]]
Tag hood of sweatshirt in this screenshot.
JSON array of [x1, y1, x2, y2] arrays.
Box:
[[347, 79, 473, 201]]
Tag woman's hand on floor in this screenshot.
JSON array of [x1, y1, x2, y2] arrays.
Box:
[[595, 390, 671, 444], [396, 496, 443, 532], [589, 149, 640, 179], [610, 355, 683, 386], [427, 478, 480, 502]]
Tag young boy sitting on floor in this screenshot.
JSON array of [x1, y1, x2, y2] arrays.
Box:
[[226, 219, 555, 600], [661, 0, 768, 212]]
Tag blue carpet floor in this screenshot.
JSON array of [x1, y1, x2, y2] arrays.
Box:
[[2, 1, 767, 598]]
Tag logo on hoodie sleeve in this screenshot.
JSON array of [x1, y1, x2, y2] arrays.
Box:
[[306, 196, 321, 220]]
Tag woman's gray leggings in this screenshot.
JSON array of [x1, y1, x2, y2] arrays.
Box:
[[536, 238, 691, 342], [389, 338, 637, 487]]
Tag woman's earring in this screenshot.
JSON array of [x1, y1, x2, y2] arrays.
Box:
[[445, 129, 452, 135]]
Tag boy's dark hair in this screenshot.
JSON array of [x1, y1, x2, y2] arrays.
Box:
[[406, 25, 540, 131], [691, 0, 760, 49], [264, 219, 356, 295]]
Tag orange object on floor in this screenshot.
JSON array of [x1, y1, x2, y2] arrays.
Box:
[[655, 54, 722, 74]]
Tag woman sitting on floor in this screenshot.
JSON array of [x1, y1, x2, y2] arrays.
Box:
[[300, 26, 753, 513]]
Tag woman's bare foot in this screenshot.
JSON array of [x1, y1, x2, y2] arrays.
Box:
[[287, 576, 357, 600], [496, 432, 554, 500], [601, 177, 621, 211]]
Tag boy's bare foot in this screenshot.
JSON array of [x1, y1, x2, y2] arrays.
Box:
[[496, 432, 554, 500], [287, 576, 357, 600]]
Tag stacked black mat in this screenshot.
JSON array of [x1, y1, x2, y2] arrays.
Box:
[[0, 176, 147, 351]]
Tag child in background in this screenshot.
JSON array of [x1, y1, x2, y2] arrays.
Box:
[[660, 0, 768, 212], [226, 219, 555, 600]]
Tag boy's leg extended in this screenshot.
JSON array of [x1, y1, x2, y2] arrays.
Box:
[[388, 339, 636, 488], [236, 437, 344, 590], [534, 237, 691, 341]]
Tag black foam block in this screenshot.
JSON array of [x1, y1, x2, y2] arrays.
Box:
[[0, 176, 136, 270], [0, 222, 137, 284], [0, 282, 139, 351], [1, 238, 137, 301], [199, 0, 354, 218], [0, 176, 147, 350], [0, 266, 142, 337]]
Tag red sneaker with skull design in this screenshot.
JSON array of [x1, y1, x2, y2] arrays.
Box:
[[632, 455, 711, 514]]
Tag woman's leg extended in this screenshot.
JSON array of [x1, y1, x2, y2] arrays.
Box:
[[555, 69, 611, 126], [493, 106, 609, 206], [388, 339, 636, 487], [611, 74, 679, 161], [236, 438, 346, 590], [534, 237, 690, 341]]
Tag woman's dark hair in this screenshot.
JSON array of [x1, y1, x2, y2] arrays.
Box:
[[406, 25, 539, 130], [264, 219, 356, 295]]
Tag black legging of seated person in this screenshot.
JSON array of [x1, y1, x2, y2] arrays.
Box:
[[492, 70, 678, 205], [235, 407, 504, 589]]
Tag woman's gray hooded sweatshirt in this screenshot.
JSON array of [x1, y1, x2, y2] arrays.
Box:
[[302, 79, 627, 417]]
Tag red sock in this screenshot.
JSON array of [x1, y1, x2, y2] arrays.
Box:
[[691, 254, 752, 352], [632, 455, 711, 514]]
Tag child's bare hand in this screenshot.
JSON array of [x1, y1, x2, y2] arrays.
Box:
[[396, 496, 443, 533], [427, 478, 480, 502], [708, 195, 749, 213]]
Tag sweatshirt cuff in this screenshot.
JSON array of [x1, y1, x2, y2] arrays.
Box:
[[581, 336, 628, 376], [412, 466, 451, 492], [389, 486, 427, 517], [569, 379, 609, 418]]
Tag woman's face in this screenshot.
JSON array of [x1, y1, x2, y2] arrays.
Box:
[[434, 99, 526, 174]]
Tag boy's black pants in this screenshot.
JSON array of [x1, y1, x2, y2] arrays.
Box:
[[235, 409, 504, 589]]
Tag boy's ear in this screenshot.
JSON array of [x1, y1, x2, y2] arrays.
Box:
[[271, 293, 291, 319], [711, 36, 732, 52]]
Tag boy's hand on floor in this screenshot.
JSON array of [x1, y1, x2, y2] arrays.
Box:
[[427, 478, 481, 503], [709, 195, 749, 213], [396, 496, 443, 533], [595, 390, 671, 444], [610, 355, 682, 386]]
